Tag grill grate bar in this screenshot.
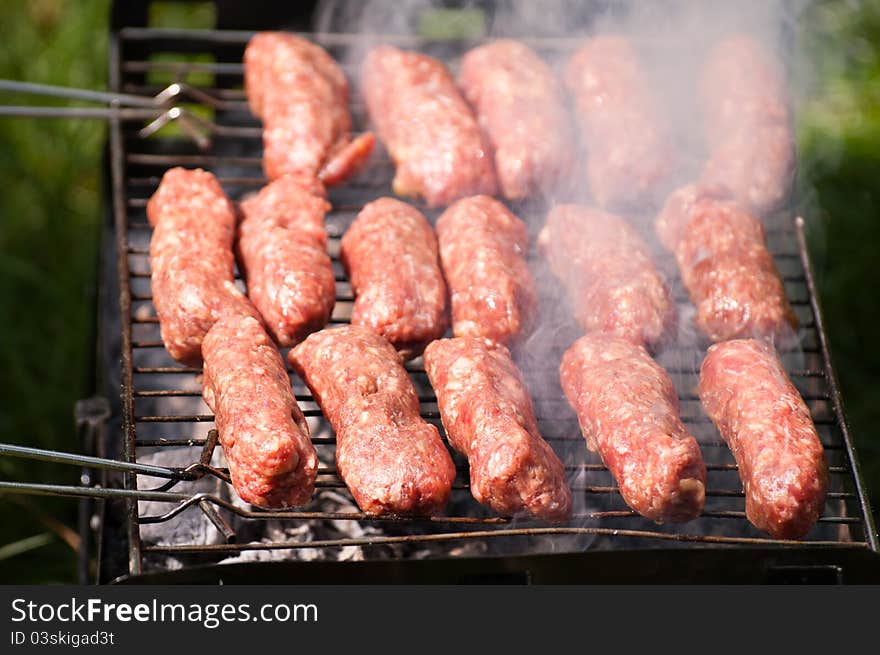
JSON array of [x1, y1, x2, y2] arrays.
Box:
[[117, 26, 592, 48], [128, 365, 827, 378], [127, 281, 818, 310], [130, 387, 832, 402], [125, 201, 366, 214], [126, 337, 826, 357], [130, 413, 846, 429], [123, 440, 849, 480], [135, 507, 862, 526], [112, 456, 863, 501], [142, 529, 870, 554]]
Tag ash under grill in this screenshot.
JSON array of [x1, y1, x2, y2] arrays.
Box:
[[74, 17, 877, 583]]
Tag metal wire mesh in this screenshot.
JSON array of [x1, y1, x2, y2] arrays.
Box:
[[96, 26, 878, 577]]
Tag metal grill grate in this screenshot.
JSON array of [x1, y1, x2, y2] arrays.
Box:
[[98, 25, 879, 580]]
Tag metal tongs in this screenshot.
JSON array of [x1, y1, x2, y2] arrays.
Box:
[[0, 79, 235, 149], [0, 430, 239, 541], [0, 434, 230, 495]]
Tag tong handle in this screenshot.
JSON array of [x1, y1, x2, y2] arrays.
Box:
[[0, 430, 226, 483], [0, 442, 183, 479], [0, 79, 158, 108], [0, 80, 222, 149]]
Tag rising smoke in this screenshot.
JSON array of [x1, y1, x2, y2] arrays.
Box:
[[312, 0, 809, 217], [309, 0, 821, 539]]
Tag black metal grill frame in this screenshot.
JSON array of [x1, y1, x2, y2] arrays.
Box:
[[99, 16, 879, 582]]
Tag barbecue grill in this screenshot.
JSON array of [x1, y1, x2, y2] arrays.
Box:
[[2, 0, 878, 584]]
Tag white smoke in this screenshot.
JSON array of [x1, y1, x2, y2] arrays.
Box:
[[308, 0, 829, 543]]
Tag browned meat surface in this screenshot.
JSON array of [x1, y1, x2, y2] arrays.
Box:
[[288, 325, 455, 516], [244, 32, 374, 184], [699, 339, 828, 539], [424, 337, 571, 520], [564, 34, 674, 209], [361, 45, 497, 207], [656, 185, 797, 345], [560, 334, 706, 523], [435, 195, 537, 347], [699, 34, 795, 214], [341, 197, 449, 358], [146, 167, 261, 366], [202, 314, 317, 508], [539, 204, 675, 350], [458, 39, 573, 200], [238, 175, 336, 347]]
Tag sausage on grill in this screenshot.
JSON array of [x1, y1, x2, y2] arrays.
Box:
[[699, 34, 795, 215], [458, 39, 573, 200], [560, 334, 707, 523], [424, 337, 572, 520], [699, 339, 828, 539], [244, 32, 374, 185], [436, 195, 537, 347], [341, 197, 449, 358], [538, 204, 675, 350], [288, 325, 456, 516], [655, 185, 797, 345], [237, 175, 336, 347], [361, 45, 497, 207], [202, 313, 317, 508], [146, 167, 261, 365], [564, 35, 674, 209]]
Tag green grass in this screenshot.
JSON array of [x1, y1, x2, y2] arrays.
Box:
[[796, 0, 880, 518], [0, 1, 878, 583], [0, 0, 110, 583]]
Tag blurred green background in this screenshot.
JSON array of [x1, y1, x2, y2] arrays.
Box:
[[0, 0, 878, 583]]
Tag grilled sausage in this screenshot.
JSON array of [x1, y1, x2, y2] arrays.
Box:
[[341, 197, 449, 358], [538, 204, 675, 350], [656, 185, 797, 345], [699, 339, 828, 539], [435, 196, 537, 347], [288, 325, 456, 516], [202, 313, 317, 508], [699, 34, 795, 214], [146, 167, 261, 366], [237, 175, 336, 347], [564, 34, 674, 209], [244, 32, 374, 185], [458, 39, 574, 200], [424, 337, 572, 520], [560, 334, 706, 523], [361, 45, 497, 207]]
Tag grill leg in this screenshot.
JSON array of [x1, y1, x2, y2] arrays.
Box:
[[75, 396, 110, 585]]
